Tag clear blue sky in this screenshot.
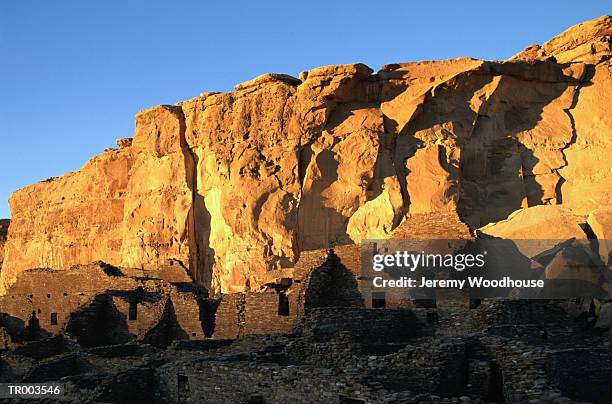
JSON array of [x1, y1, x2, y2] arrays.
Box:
[[0, 1, 609, 218]]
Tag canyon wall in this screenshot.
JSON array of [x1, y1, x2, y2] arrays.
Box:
[[1, 16, 611, 295], [0, 219, 8, 268]]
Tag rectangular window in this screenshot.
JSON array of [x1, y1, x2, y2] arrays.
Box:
[[50, 312, 58, 326], [129, 301, 138, 321], [278, 293, 290, 316], [178, 375, 190, 392], [372, 292, 386, 309]]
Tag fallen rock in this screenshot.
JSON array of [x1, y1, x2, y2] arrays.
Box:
[[477, 206, 587, 258], [540, 240, 608, 299], [588, 206, 612, 265], [544, 241, 604, 284], [595, 303, 612, 329]]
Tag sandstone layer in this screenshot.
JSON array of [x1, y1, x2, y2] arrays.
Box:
[[1, 16, 611, 295]]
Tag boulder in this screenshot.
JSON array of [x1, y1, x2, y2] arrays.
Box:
[[588, 206, 612, 265], [477, 206, 586, 258], [541, 240, 607, 299], [544, 241, 603, 284], [595, 303, 612, 329]]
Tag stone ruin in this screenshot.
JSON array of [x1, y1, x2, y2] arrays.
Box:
[[0, 262, 205, 349], [0, 245, 378, 347], [0, 239, 611, 403]]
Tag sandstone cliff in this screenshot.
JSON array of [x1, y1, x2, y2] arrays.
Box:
[[1, 16, 611, 295], [0, 219, 9, 268]]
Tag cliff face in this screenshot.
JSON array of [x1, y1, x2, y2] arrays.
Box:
[[1, 107, 196, 292], [1, 16, 611, 295], [0, 220, 8, 268]]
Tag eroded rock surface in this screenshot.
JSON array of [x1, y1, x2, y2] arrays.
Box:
[[512, 15, 612, 63], [0, 219, 9, 268], [1, 16, 611, 295], [588, 206, 612, 265], [0, 106, 196, 294]]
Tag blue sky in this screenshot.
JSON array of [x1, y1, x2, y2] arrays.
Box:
[[0, 1, 609, 218]]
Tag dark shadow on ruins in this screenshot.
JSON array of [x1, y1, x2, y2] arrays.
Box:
[[142, 298, 189, 348], [64, 294, 132, 347], [303, 250, 364, 310]]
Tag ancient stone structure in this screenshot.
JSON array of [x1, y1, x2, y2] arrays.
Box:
[[1, 16, 611, 296], [0, 262, 205, 349], [0, 246, 394, 344], [2, 286, 611, 403]]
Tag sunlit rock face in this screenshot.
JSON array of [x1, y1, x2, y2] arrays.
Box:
[[1, 16, 611, 295], [181, 75, 302, 293], [119, 106, 195, 273], [1, 147, 135, 294], [511, 15, 612, 64], [0, 106, 196, 295]]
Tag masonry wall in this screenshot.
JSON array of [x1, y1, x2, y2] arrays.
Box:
[[155, 360, 379, 404], [211, 289, 300, 339], [171, 290, 206, 340], [109, 292, 166, 339], [1, 244, 388, 344], [210, 294, 242, 339], [0, 268, 112, 336], [243, 290, 297, 335], [210, 248, 370, 339], [0, 264, 207, 345]]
